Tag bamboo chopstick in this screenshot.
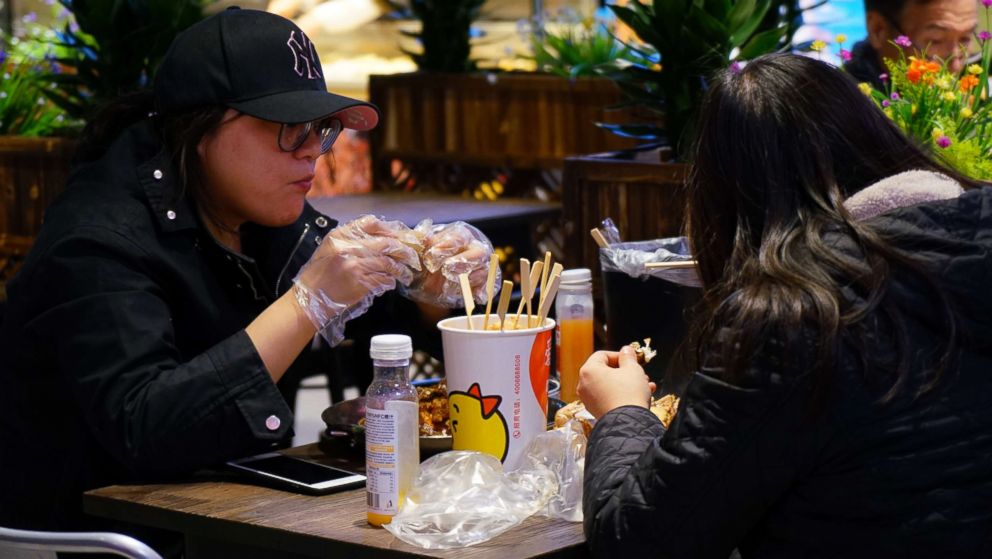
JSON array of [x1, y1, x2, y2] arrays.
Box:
[[537, 273, 562, 325], [590, 228, 609, 249], [482, 253, 499, 330], [496, 280, 513, 332], [459, 273, 475, 330], [515, 259, 530, 329], [515, 260, 544, 325], [645, 260, 698, 270], [537, 251, 552, 309]]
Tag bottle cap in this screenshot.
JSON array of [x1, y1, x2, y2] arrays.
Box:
[[370, 334, 413, 360], [560, 268, 592, 285]]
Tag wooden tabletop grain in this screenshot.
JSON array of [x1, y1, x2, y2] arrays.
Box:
[[83, 444, 588, 559]]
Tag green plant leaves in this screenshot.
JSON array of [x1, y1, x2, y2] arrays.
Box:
[[604, 0, 804, 160]]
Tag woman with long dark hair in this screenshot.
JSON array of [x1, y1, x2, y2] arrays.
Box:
[[578, 53, 992, 556]]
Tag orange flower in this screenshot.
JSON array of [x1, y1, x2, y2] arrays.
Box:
[[959, 74, 980, 93], [906, 57, 940, 84]]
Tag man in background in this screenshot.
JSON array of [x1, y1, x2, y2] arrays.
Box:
[[845, 0, 977, 89]]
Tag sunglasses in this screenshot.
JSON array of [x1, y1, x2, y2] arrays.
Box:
[[277, 117, 343, 154]]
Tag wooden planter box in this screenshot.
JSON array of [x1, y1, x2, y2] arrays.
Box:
[[0, 136, 75, 295], [368, 72, 639, 190]]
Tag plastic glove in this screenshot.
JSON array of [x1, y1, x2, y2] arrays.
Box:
[[401, 220, 498, 307], [327, 214, 422, 272], [293, 216, 422, 346]]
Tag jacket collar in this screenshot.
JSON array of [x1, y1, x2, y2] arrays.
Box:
[[125, 120, 200, 234]]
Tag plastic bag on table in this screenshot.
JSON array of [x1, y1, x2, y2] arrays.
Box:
[[519, 420, 588, 522], [382, 451, 555, 549], [382, 424, 587, 549], [600, 237, 702, 288]]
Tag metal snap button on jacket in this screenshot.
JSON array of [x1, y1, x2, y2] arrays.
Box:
[[265, 415, 281, 431], [153, 169, 163, 180], [166, 210, 176, 220], [315, 216, 328, 228]]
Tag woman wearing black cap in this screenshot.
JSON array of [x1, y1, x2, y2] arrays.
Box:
[[0, 7, 493, 533]]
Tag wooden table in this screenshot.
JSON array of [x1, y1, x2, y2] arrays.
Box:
[[83, 444, 588, 559]]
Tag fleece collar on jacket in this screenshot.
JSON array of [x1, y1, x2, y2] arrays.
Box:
[[843, 170, 964, 221]]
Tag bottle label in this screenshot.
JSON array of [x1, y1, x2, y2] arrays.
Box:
[[366, 408, 400, 515]]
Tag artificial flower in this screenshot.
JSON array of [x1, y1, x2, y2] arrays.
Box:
[[810, 40, 827, 52], [959, 74, 980, 92], [968, 64, 984, 75]]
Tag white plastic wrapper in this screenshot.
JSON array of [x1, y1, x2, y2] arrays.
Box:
[[599, 237, 702, 288], [383, 424, 587, 550]]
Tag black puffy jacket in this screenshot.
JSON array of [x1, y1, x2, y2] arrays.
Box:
[[584, 186, 992, 557]]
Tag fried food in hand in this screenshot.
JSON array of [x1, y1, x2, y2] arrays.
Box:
[[629, 338, 657, 365]]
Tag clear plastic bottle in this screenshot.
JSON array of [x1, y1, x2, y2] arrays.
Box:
[[365, 334, 419, 527], [555, 269, 594, 403]]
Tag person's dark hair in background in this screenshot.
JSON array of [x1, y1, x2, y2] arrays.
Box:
[[687, 53, 979, 409], [580, 54, 992, 557], [846, 0, 977, 89]]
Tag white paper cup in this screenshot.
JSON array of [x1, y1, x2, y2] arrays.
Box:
[[438, 315, 555, 469]]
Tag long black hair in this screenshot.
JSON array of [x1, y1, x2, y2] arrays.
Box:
[[686, 53, 975, 406]]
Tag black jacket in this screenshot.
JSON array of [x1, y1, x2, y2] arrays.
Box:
[[844, 40, 887, 91], [584, 187, 992, 557], [0, 120, 431, 529]]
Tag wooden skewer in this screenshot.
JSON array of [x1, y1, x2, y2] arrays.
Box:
[[645, 260, 698, 270], [482, 253, 499, 330], [590, 228, 609, 249], [496, 280, 513, 332], [515, 259, 531, 329], [459, 273, 475, 330], [537, 273, 562, 325], [537, 251, 552, 310], [515, 260, 544, 326]]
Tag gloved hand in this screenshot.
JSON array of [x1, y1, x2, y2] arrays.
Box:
[[293, 215, 421, 345], [401, 220, 499, 307]]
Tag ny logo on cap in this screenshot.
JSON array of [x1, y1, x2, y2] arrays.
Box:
[[287, 30, 322, 80]]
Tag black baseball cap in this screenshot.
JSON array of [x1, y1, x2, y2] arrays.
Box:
[[153, 7, 378, 130]]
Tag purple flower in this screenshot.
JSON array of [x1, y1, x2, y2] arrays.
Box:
[[981, 31, 992, 41], [730, 61, 742, 74], [879, 73, 889, 82], [840, 49, 852, 61], [936, 136, 952, 148], [891, 92, 900, 100], [21, 12, 37, 23], [895, 35, 913, 48], [0, 50, 6, 66], [984, 0, 992, 7], [882, 100, 890, 107]]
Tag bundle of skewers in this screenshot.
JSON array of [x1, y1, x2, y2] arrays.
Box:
[[457, 251, 563, 332]]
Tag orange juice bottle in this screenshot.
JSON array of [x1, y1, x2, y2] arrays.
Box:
[[365, 335, 419, 527], [555, 269, 594, 403]]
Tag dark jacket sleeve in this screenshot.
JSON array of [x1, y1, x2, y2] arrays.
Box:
[[26, 225, 293, 475], [583, 350, 816, 558]]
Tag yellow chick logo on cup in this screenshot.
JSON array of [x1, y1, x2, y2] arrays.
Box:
[[448, 383, 509, 462]]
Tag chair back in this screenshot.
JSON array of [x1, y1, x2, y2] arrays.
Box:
[[0, 526, 163, 559]]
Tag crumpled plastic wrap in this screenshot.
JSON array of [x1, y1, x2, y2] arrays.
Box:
[[599, 237, 702, 288], [519, 420, 587, 522], [383, 424, 587, 549]]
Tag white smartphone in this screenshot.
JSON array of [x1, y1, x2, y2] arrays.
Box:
[[226, 452, 366, 495]]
